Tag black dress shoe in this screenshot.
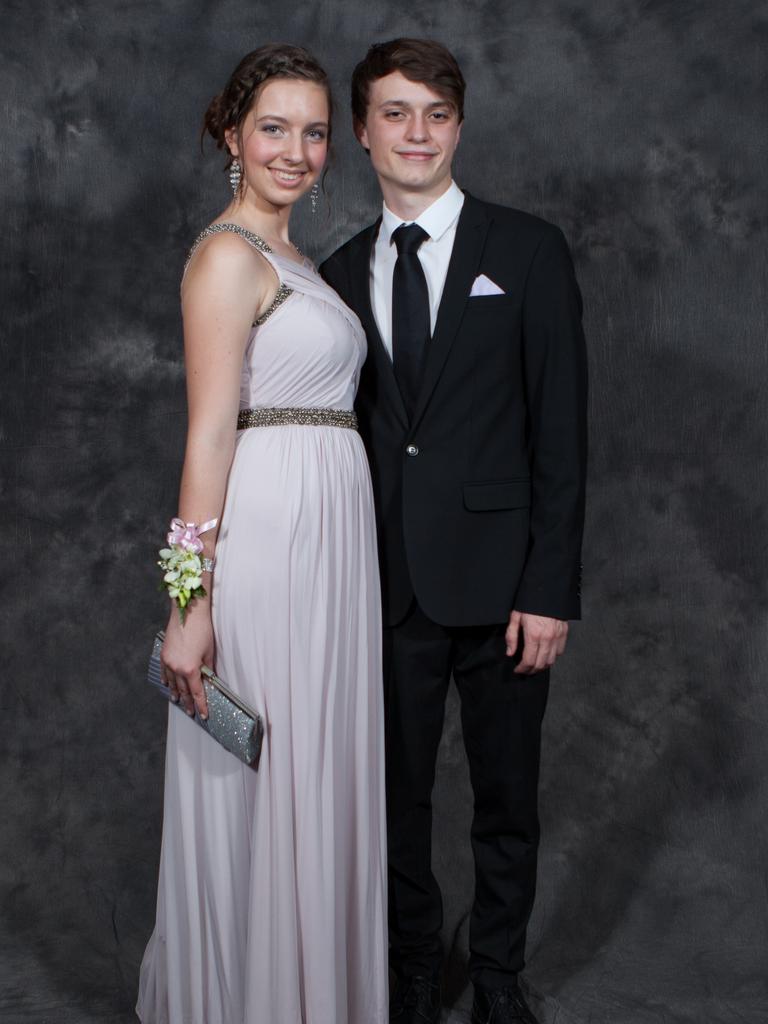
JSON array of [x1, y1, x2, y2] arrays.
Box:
[[390, 974, 441, 1022], [471, 983, 539, 1024]]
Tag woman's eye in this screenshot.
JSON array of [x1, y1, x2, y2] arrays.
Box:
[[307, 129, 327, 141], [262, 124, 282, 135]]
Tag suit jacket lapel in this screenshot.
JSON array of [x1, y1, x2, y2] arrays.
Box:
[[351, 217, 409, 427], [411, 194, 490, 430]]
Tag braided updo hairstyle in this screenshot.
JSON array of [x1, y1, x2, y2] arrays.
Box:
[[202, 44, 333, 194]]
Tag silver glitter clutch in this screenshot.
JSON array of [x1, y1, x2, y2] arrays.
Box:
[[148, 631, 264, 768]]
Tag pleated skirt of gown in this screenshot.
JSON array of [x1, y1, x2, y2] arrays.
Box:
[[136, 423, 388, 1024]]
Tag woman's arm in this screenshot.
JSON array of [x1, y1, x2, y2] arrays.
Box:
[[161, 233, 279, 718]]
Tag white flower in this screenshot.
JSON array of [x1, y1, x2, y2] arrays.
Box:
[[158, 540, 209, 622]]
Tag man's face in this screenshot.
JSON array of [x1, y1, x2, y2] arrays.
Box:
[[356, 71, 462, 198]]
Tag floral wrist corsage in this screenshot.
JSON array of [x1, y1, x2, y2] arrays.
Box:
[[158, 517, 218, 623]]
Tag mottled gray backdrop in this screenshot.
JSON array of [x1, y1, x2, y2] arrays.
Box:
[[2, 1, 766, 1022]]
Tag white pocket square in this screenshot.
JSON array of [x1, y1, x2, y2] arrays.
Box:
[[469, 274, 505, 297]]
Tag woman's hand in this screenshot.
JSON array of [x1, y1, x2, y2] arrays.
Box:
[[160, 599, 214, 719]]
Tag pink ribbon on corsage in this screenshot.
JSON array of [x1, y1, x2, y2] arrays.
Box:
[[167, 517, 218, 554]]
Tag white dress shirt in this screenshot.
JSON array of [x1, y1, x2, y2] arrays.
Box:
[[370, 180, 465, 358]]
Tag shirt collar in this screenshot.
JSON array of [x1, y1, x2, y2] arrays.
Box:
[[381, 180, 465, 246]]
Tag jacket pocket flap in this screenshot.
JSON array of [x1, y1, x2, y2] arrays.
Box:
[[463, 479, 531, 511]]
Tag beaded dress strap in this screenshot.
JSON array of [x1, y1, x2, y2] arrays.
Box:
[[184, 223, 296, 326]]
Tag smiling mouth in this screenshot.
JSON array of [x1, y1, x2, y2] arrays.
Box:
[[396, 151, 437, 162], [268, 167, 307, 185]]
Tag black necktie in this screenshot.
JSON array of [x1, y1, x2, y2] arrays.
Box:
[[391, 223, 430, 420]]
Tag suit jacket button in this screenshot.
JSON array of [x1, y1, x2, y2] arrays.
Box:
[[406, 444, 419, 457]]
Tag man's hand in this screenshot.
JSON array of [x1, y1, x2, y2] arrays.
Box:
[[505, 610, 568, 674]]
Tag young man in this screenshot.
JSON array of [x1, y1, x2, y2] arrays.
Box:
[[321, 39, 587, 1024]]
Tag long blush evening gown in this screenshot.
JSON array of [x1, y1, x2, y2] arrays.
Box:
[[136, 224, 388, 1024]]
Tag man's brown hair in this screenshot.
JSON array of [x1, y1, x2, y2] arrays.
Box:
[[351, 38, 466, 128]]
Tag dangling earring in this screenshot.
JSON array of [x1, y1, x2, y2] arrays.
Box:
[[229, 159, 242, 196], [310, 182, 319, 214]]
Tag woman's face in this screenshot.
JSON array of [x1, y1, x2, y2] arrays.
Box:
[[227, 78, 329, 209]]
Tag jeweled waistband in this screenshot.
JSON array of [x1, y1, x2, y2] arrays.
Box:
[[237, 407, 358, 430]]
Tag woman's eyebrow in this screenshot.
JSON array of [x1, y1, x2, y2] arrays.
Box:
[[255, 115, 328, 128]]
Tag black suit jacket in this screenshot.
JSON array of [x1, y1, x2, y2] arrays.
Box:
[[320, 192, 587, 628]]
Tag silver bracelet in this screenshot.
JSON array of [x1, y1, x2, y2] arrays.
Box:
[[201, 557, 215, 573]]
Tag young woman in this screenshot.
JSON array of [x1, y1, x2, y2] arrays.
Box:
[[136, 44, 387, 1024]]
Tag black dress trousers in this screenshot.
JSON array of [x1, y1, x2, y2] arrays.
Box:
[[384, 602, 550, 990]]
